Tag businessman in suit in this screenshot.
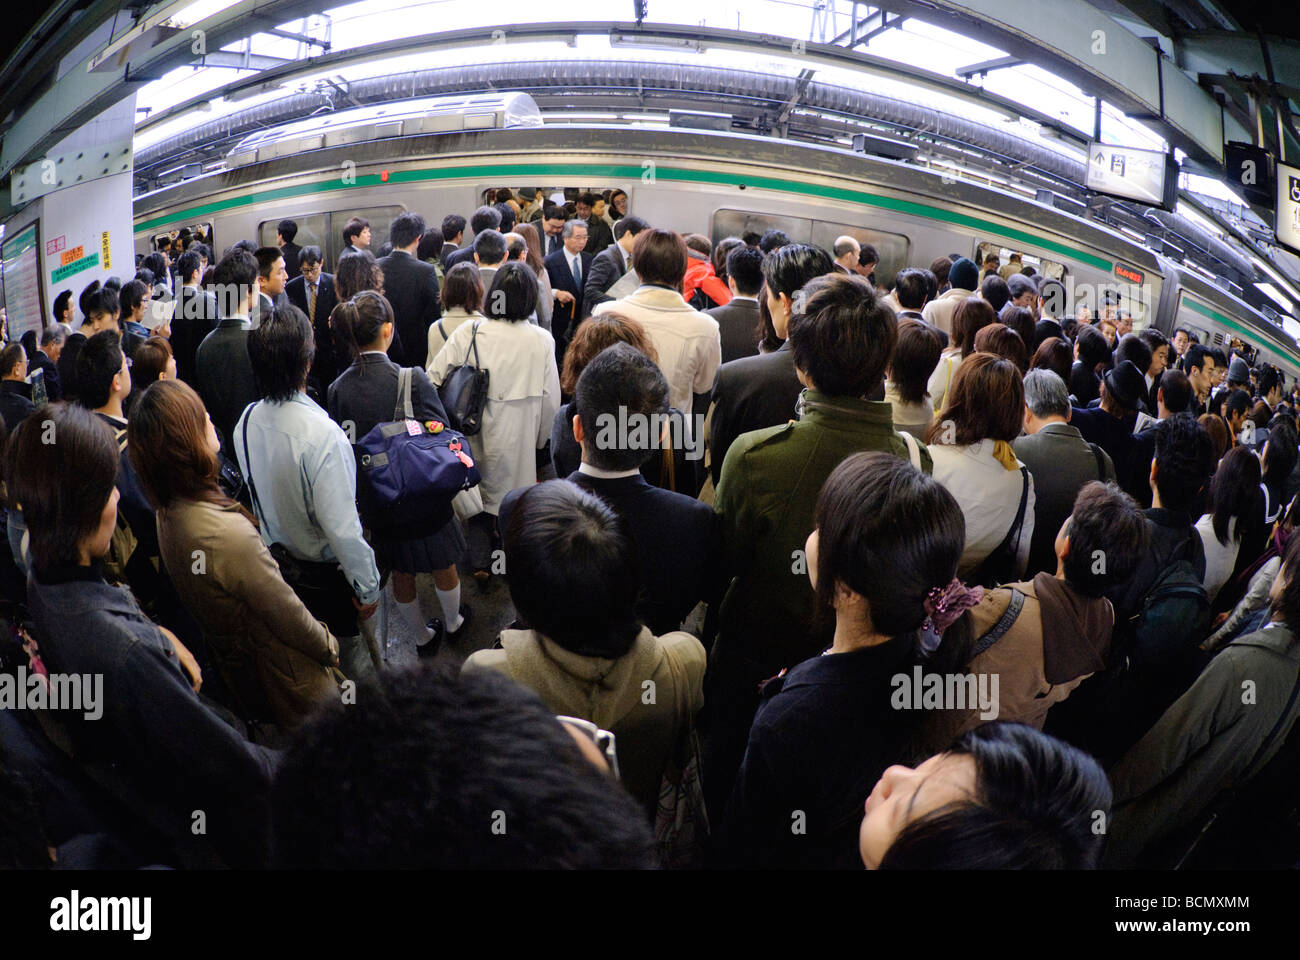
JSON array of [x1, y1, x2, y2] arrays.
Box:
[[286, 246, 341, 394], [378, 211, 442, 369], [170, 249, 220, 385], [439, 214, 466, 268], [278, 218, 303, 282], [250, 246, 291, 328], [582, 215, 649, 319], [544, 219, 593, 361], [538, 205, 568, 259], [705, 244, 763, 363], [444, 206, 503, 271]]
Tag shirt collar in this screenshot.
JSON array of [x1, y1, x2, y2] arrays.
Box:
[[578, 462, 641, 480], [730, 295, 758, 304]]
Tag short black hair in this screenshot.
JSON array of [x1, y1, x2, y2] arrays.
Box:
[[1259, 365, 1281, 398], [893, 268, 931, 310], [52, 289, 73, 323], [469, 205, 503, 234], [75, 331, 125, 410], [248, 305, 314, 402], [1137, 327, 1168, 355], [1006, 273, 1036, 302], [1157, 368, 1192, 413], [254, 246, 284, 279], [1223, 388, 1251, 421], [177, 250, 202, 284], [441, 214, 467, 241], [1153, 414, 1215, 512], [1114, 333, 1152, 377], [277, 219, 298, 242], [84, 287, 119, 325], [473, 229, 508, 266], [212, 249, 258, 316], [78, 280, 102, 321], [270, 664, 655, 868], [483, 262, 537, 322], [541, 204, 568, 223], [858, 243, 879, 266], [506, 479, 643, 657], [342, 217, 369, 246], [1264, 416, 1299, 489], [788, 273, 895, 397], [980, 274, 1011, 312], [613, 216, 649, 241], [389, 211, 425, 249], [878, 722, 1112, 870], [761, 242, 835, 299], [417, 229, 444, 262], [118, 279, 147, 320], [725, 245, 763, 297], [758, 228, 791, 253], [299, 245, 323, 268], [1183, 343, 1213, 376], [1074, 323, 1110, 368], [575, 342, 669, 472], [1062, 481, 1148, 595], [133, 268, 155, 289]]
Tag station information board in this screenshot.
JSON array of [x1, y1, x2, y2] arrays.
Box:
[[1274, 161, 1300, 257], [1, 223, 45, 343], [1085, 141, 1169, 207]]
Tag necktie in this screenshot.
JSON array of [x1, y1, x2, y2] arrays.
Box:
[[308, 282, 316, 323], [571, 255, 582, 287]]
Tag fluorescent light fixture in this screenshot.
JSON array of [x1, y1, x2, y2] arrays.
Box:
[[1257, 282, 1296, 314], [1251, 255, 1300, 303]]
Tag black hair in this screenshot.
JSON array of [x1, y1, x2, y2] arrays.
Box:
[[1114, 333, 1153, 378], [980, 274, 1010, 312], [248, 305, 314, 402], [299, 245, 323, 268], [741, 231, 762, 247], [891, 319, 942, 406], [725, 245, 764, 297], [78, 280, 102, 321], [1137, 327, 1168, 355], [1259, 365, 1281, 399], [75, 331, 125, 409], [1061, 481, 1148, 594], [758, 229, 791, 254], [760, 242, 835, 299], [8, 402, 119, 572], [1157, 368, 1192, 414], [1264, 416, 1300, 489], [254, 246, 284, 279], [277, 219, 298, 242], [118, 279, 147, 320], [574, 343, 669, 472], [270, 664, 655, 868], [541, 204, 568, 223], [1152, 415, 1215, 512], [858, 243, 878, 266], [342, 217, 369, 246], [1006, 273, 1036, 302], [177, 250, 201, 285], [389, 211, 425, 249], [893, 268, 931, 310], [441, 214, 467, 242], [52, 289, 73, 324], [417, 229, 444, 262], [142, 252, 168, 282], [1223, 388, 1251, 422], [473, 229, 508, 265], [483, 262, 537, 322], [332, 290, 394, 363], [505, 480, 643, 657], [1208, 445, 1262, 546], [878, 723, 1112, 870], [0, 343, 25, 378], [469, 205, 503, 234], [613, 215, 650, 241], [1183, 343, 1213, 377], [212, 249, 258, 317], [788, 273, 895, 397], [1074, 323, 1110, 369]]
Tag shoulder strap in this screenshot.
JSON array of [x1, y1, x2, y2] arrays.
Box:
[[436, 318, 447, 341], [973, 588, 1025, 657], [239, 403, 264, 525], [900, 430, 922, 470], [467, 321, 483, 370], [394, 367, 413, 421], [1245, 660, 1300, 777], [1090, 442, 1106, 481]]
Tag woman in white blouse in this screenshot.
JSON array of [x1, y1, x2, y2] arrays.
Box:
[[427, 262, 560, 581], [427, 262, 487, 359], [925, 352, 1035, 582], [927, 297, 998, 417], [1194, 445, 1263, 604]]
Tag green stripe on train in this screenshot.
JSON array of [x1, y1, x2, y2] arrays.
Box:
[[134, 161, 1114, 271], [1181, 296, 1300, 365]]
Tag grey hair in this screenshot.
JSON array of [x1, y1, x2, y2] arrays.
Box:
[[1023, 368, 1070, 419], [41, 324, 68, 347], [561, 219, 588, 240]]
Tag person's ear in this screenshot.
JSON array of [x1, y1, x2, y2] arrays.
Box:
[[1064, 405, 1072, 423], [778, 292, 793, 317], [1057, 532, 1071, 562], [572, 413, 585, 445], [1149, 457, 1158, 492]]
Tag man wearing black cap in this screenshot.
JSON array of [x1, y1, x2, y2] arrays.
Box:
[[1070, 359, 1148, 501], [923, 256, 978, 337]]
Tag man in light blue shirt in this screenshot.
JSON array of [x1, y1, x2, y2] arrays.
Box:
[[234, 305, 380, 677]]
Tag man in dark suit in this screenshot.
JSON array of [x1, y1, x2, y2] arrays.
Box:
[[339, 217, 371, 264], [286, 246, 340, 394], [250, 247, 290, 328], [499, 343, 717, 635], [29, 324, 66, 402], [537, 204, 568, 259], [544, 220, 593, 358], [439, 214, 466, 268], [195, 249, 261, 454], [577, 192, 614, 256], [705, 244, 763, 363], [170, 249, 220, 385], [377, 211, 442, 370], [444, 206, 503, 271], [277, 218, 303, 282], [582, 215, 648, 319], [1070, 360, 1146, 502]]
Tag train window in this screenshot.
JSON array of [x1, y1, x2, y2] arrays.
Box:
[[974, 242, 1068, 283], [711, 210, 813, 247], [809, 221, 910, 289], [258, 214, 328, 263], [152, 222, 213, 256], [328, 206, 405, 266], [475, 187, 631, 224]]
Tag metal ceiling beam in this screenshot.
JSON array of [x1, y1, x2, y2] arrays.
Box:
[[1172, 30, 1300, 100]]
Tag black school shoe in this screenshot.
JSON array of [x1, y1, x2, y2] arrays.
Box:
[[416, 617, 446, 658], [425, 605, 473, 647]]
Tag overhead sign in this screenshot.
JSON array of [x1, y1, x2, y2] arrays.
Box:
[[1225, 141, 1274, 208], [1274, 161, 1300, 257], [1085, 141, 1170, 207], [1114, 263, 1144, 284]]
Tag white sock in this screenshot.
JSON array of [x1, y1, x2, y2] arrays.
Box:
[[436, 584, 463, 633], [398, 598, 436, 645]]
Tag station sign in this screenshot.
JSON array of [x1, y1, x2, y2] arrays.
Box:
[[1225, 142, 1275, 207], [1114, 263, 1144, 284], [1085, 141, 1173, 208], [1274, 161, 1300, 257]]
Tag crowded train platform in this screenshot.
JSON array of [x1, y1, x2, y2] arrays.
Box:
[[0, 0, 1299, 922]]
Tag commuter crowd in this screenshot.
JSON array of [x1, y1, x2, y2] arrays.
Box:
[[1, 190, 1298, 871]]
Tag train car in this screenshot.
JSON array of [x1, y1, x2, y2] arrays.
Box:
[[132, 94, 1300, 381]]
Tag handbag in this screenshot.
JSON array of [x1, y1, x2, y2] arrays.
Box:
[[653, 642, 710, 868], [968, 466, 1030, 588], [436, 320, 490, 436], [356, 367, 482, 533]]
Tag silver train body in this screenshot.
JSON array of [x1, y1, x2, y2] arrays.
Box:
[[132, 122, 1300, 381]]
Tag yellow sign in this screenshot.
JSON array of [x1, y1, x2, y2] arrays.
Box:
[[60, 245, 85, 266], [101, 231, 111, 270]]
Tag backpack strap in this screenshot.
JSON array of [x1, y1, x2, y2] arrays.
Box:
[[394, 367, 413, 422], [467, 321, 483, 370], [973, 588, 1025, 657], [900, 430, 922, 470], [1090, 442, 1106, 481], [238, 402, 265, 527]]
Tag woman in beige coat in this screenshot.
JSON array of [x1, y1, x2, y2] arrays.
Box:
[[128, 379, 340, 728]]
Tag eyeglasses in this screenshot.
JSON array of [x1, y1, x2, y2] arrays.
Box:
[[556, 715, 620, 781]]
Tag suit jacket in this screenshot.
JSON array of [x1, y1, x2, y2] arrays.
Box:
[[706, 297, 761, 364], [443, 244, 477, 271], [1070, 405, 1141, 502], [539, 229, 565, 259], [195, 318, 260, 455], [171, 284, 220, 385], [439, 241, 460, 268], [29, 349, 61, 402], [545, 248, 594, 344], [287, 273, 340, 393], [0, 380, 34, 432], [584, 217, 614, 257], [377, 249, 442, 369], [499, 470, 718, 637], [706, 342, 802, 487], [280, 241, 303, 281], [249, 290, 289, 327], [56, 332, 87, 404], [582, 243, 627, 319], [1013, 422, 1116, 577]]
